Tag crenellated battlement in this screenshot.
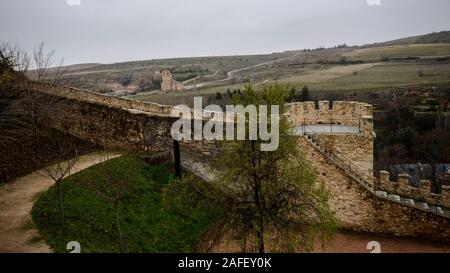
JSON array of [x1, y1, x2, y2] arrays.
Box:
[[285, 101, 373, 128], [379, 170, 450, 209], [35, 83, 374, 129]]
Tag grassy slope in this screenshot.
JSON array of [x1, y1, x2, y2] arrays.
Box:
[[57, 32, 450, 101], [58, 52, 294, 90], [132, 60, 450, 105], [131, 44, 450, 104], [131, 83, 244, 106], [32, 155, 220, 253], [277, 62, 450, 92], [61, 52, 293, 75], [372, 31, 450, 46], [344, 44, 450, 60]]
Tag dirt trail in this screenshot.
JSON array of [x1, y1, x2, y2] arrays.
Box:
[[209, 229, 450, 253], [0, 152, 122, 253], [185, 52, 303, 89]]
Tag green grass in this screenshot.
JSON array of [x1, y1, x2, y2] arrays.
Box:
[[32, 155, 221, 253], [280, 62, 450, 92], [344, 44, 450, 61], [132, 58, 450, 105]]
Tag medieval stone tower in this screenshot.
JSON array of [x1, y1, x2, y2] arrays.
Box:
[[161, 69, 184, 92]]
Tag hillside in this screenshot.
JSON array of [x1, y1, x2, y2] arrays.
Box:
[[55, 52, 295, 93], [46, 31, 450, 102], [371, 31, 450, 46]]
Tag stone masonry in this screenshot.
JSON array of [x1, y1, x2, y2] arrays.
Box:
[[30, 83, 450, 243], [161, 69, 184, 92]]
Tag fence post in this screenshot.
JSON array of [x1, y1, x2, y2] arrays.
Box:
[[173, 139, 181, 178], [331, 117, 333, 134], [359, 118, 361, 133]]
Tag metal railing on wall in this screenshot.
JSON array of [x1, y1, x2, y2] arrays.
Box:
[[300, 117, 363, 135], [302, 123, 374, 192], [301, 125, 450, 218]]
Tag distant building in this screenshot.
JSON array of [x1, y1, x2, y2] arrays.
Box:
[[160, 69, 184, 92]]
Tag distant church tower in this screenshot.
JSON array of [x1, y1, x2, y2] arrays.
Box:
[[161, 69, 184, 92]]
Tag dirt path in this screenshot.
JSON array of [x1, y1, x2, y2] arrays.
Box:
[[185, 52, 303, 89], [0, 152, 122, 253], [209, 229, 450, 253]]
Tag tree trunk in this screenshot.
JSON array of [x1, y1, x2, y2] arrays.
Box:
[[56, 180, 65, 225], [257, 221, 265, 253], [114, 202, 125, 253], [251, 140, 265, 253], [173, 139, 181, 178], [431, 162, 441, 193]]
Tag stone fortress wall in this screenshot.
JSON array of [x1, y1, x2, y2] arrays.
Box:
[[30, 83, 450, 242], [378, 171, 450, 209], [285, 101, 374, 176], [300, 137, 450, 242], [32, 83, 174, 116], [30, 83, 177, 152], [36, 83, 372, 131], [283, 99, 450, 240], [285, 101, 373, 128]]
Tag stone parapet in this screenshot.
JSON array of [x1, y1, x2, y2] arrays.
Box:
[[378, 170, 450, 208], [285, 101, 373, 130]]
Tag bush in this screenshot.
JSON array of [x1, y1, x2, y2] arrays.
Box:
[[301, 85, 310, 101], [338, 56, 348, 65]]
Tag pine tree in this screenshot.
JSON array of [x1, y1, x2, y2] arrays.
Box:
[[301, 85, 309, 101]]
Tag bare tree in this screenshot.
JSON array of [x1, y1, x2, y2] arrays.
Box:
[[0, 43, 32, 148], [88, 152, 134, 253], [31, 42, 65, 85], [25, 43, 68, 151], [1, 42, 68, 146], [0, 42, 31, 84], [41, 135, 79, 225], [1, 41, 66, 90]]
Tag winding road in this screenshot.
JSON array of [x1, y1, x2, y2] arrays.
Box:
[[0, 152, 122, 253], [185, 51, 303, 89]]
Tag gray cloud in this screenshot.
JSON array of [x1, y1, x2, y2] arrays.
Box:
[[1, 0, 449, 65]]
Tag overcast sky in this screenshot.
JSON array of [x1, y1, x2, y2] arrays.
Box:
[[1, 0, 449, 65]]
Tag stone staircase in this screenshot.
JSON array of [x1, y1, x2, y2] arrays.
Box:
[[303, 133, 450, 219], [304, 133, 374, 192]]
